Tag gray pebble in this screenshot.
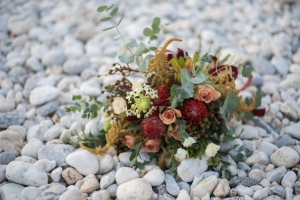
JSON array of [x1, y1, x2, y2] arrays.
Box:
[[0, 152, 16, 165]]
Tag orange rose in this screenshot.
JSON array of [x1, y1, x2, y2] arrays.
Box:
[[159, 106, 182, 125], [121, 135, 140, 148], [168, 124, 182, 141], [141, 138, 161, 153], [194, 84, 221, 103]]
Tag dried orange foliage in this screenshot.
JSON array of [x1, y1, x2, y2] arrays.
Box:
[[80, 118, 139, 155], [157, 146, 170, 171], [208, 67, 255, 112], [147, 38, 182, 88]]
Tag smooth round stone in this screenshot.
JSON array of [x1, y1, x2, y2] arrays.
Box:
[[213, 179, 230, 198], [0, 113, 25, 129], [236, 185, 254, 197], [143, 169, 165, 186], [0, 152, 16, 165], [80, 178, 99, 193], [235, 125, 259, 140], [190, 175, 218, 199], [100, 171, 115, 189], [0, 130, 24, 157], [177, 189, 191, 200], [43, 124, 64, 141], [63, 57, 89, 75], [26, 124, 49, 142], [6, 161, 48, 187], [97, 154, 114, 175], [116, 178, 152, 200], [253, 188, 269, 200], [118, 152, 132, 167], [165, 173, 180, 196], [265, 166, 286, 183], [34, 159, 56, 173], [274, 134, 294, 147], [91, 190, 110, 200], [22, 186, 42, 200], [36, 100, 59, 117], [60, 187, 85, 200], [116, 167, 139, 185], [51, 167, 62, 183], [177, 155, 208, 182], [248, 169, 265, 183], [62, 167, 84, 185], [106, 184, 117, 198], [66, 150, 99, 176], [270, 146, 299, 168], [29, 86, 60, 106], [21, 138, 44, 159], [60, 116, 72, 128], [0, 99, 15, 112], [80, 80, 101, 96], [281, 171, 297, 186], [0, 183, 25, 200], [36, 184, 67, 200], [42, 49, 66, 67], [7, 126, 26, 141]]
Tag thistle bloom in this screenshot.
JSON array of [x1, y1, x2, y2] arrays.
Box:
[[175, 148, 187, 162], [112, 97, 127, 114], [205, 143, 220, 158], [140, 115, 167, 138]]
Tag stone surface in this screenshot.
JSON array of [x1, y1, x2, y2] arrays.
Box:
[[6, 161, 48, 187], [270, 146, 299, 168], [66, 150, 99, 176], [21, 186, 42, 200], [190, 175, 218, 199], [29, 86, 60, 106], [0, 152, 16, 165], [62, 167, 84, 185], [36, 184, 66, 200], [38, 144, 75, 166], [116, 178, 152, 200], [177, 156, 208, 182], [0, 183, 25, 200], [213, 179, 230, 198], [143, 168, 165, 186], [0, 114, 25, 129], [36, 100, 59, 116], [21, 138, 44, 159], [165, 173, 181, 196], [80, 177, 99, 193], [116, 167, 139, 185], [59, 187, 85, 200], [97, 154, 114, 175], [0, 130, 24, 156], [26, 124, 49, 142]]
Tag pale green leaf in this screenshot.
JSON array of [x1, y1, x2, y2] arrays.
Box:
[[133, 43, 146, 56], [119, 53, 134, 64], [110, 7, 118, 17], [97, 6, 108, 12], [244, 112, 254, 120], [117, 16, 123, 26], [220, 91, 238, 114], [136, 56, 143, 67], [150, 35, 158, 41], [143, 28, 152, 37], [138, 54, 153, 72], [102, 26, 114, 31], [242, 67, 254, 78], [228, 55, 236, 66], [113, 34, 127, 40], [117, 45, 128, 56], [125, 39, 138, 47], [153, 17, 161, 25], [240, 56, 249, 64], [106, 4, 114, 11], [238, 64, 243, 75]]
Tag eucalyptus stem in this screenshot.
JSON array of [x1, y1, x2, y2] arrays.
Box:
[[106, 11, 134, 56]]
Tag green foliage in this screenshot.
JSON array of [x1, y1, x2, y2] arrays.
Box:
[[176, 119, 188, 139], [168, 85, 184, 109], [97, 6, 108, 12], [244, 112, 254, 120], [242, 67, 254, 78], [143, 17, 169, 43], [254, 90, 262, 108], [220, 92, 238, 114]]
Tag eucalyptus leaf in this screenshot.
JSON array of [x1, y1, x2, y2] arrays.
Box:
[[143, 28, 152, 37], [153, 17, 161, 25], [242, 67, 254, 78], [133, 43, 146, 56], [117, 16, 123, 26], [119, 53, 134, 64], [126, 39, 138, 47], [236, 153, 243, 163], [237, 63, 243, 75], [97, 5, 108, 12], [255, 90, 262, 108], [136, 56, 143, 67], [117, 45, 128, 56], [113, 34, 127, 40], [102, 26, 115, 31], [100, 17, 111, 22], [127, 123, 141, 130], [220, 91, 238, 114], [149, 47, 157, 51], [244, 112, 254, 120], [150, 35, 158, 41], [138, 54, 154, 72], [106, 4, 114, 11], [110, 7, 118, 17]]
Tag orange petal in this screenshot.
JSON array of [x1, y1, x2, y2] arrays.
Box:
[[206, 85, 221, 101]]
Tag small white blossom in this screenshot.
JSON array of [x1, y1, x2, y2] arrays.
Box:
[[112, 97, 127, 114], [205, 143, 220, 158], [183, 137, 196, 148], [175, 148, 187, 162]]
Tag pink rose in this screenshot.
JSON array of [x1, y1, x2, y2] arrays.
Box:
[[141, 138, 161, 153], [168, 124, 182, 141], [121, 135, 140, 148], [159, 106, 182, 125], [194, 84, 221, 103]]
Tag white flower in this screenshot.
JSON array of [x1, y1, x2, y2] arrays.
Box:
[[175, 148, 187, 162], [112, 97, 127, 114], [132, 81, 142, 91], [205, 143, 220, 158], [183, 137, 196, 148]]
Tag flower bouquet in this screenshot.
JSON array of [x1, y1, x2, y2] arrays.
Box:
[[66, 4, 262, 178]]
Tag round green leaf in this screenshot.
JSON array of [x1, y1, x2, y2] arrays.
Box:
[[110, 7, 118, 17], [97, 6, 108, 12], [113, 34, 127, 40], [153, 17, 161, 25], [136, 56, 143, 67], [133, 43, 146, 56], [106, 4, 114, 11], [149, 47, 157, 51], [152, 26, 160, 34], [143, 28, 152, 37], [138, 54, 154, 72], [117, 45, 128, 56], [150, 35, 158, 41], [102, 26, 114, 31], [126, 39, 138, 47], [100, 17, 111, 22], [119, 53, 134, 64]]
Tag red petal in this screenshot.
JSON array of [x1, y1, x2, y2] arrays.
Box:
[[240, 77, 252, 91], [252, 109, 265, 116]]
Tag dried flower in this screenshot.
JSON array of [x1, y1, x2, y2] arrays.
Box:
[[159, 106, 181, 125], [122, 135, 140, 148], [194, 84, 221, 103], [112, 97, 127, 114]]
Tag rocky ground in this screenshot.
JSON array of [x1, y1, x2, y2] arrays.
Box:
[[0, 0, 300, 199]]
